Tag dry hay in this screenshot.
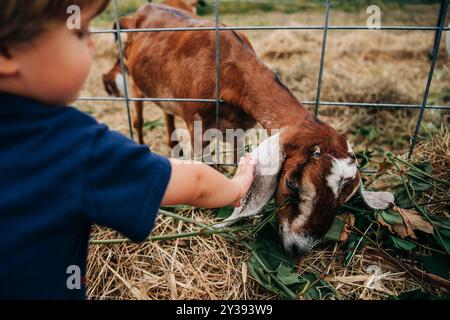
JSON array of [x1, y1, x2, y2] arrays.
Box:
[[87, 209, 274, 300], [399, 126, 450, 219]]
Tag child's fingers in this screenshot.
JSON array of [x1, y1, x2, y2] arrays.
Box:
[[238, 154, 256, 172]]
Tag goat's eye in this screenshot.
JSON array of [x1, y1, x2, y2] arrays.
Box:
[[286, 178, 298, 193], [311, 145, 321, 157]]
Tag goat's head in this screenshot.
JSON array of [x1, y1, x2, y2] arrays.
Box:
[[275, 123, 361, 256], [102, 59, 126, 97], [102, 16, 134, 97], [220, 121, 393, 257]]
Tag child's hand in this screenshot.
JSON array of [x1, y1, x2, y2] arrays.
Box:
[[230, 154, 256, 207]]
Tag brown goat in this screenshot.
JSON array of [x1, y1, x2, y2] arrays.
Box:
[[102, 3, 394, 256]]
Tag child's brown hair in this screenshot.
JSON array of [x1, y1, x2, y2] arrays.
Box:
[[0, 0, 110, 46]]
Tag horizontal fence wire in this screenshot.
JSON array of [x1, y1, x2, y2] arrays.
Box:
[[80, 0, 450, 159], [90, 26, 450, 34], [77, 97, 450, 111]]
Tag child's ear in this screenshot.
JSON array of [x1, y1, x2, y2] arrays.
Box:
[[0, 47, 19, 75]]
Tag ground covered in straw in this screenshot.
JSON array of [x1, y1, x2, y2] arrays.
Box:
[[87, 128, 449, 300], [79, 4, 449, 299]]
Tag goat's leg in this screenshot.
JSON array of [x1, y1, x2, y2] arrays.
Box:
[[131, 84, 145, 145], [165, 113, 177, 149], [187, 121, 209, 162], [133, 102, 145, 145]]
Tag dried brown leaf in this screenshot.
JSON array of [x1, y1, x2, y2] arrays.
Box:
[[392, 206, 434, 239], [339, 213, 355, 242]]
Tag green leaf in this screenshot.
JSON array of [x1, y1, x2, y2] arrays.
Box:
[[247, 255, 281, 294], [276, 264, 302, 286], [394, 186, 414, 208], [390, 236, 417, 251], [356, 125, 379, 141], [216, 206, 234, 219], [393, 159, 434, 208], [246, 224, 300, 299], [390, 289, 449, 300], [344, 234, 360, 265], [380, 210, 403, 225], [416, 252, 449, 279], [355, 150, 373, 170], [437, 228, 450, 252], [301, 273, 335, 300], [324, 216, 345, 242]]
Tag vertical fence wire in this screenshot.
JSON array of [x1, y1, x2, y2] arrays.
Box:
[[314, 0, 331, 116], [215, 0, 221, 164], [408, 0, 448, 158], [113, 0, 134, 139]]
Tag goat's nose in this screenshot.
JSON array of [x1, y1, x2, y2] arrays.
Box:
[[102, 76, 112, 95], [289, 244, 307, 258]]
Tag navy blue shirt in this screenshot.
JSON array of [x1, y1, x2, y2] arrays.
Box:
[[0, 94, 172, 299]]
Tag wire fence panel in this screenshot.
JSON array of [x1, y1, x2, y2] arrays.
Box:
[[112, 0, 133, 138], [80, 0, 450, 158]]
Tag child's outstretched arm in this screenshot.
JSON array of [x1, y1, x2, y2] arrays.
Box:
[[161, 155, 255, 208]]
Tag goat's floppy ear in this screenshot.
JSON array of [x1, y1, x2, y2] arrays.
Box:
[[359, 180, 394, 210], [113, 16, 133, 41], [215, 133, 285, 228]]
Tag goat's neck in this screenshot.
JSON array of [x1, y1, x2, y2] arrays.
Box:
[[221, 57, 314, 129], [241, 87, 313, 131]]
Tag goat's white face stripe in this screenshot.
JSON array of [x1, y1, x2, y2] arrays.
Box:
[[279, 178, 318, 253], [292, 178, 316, 229], [115, 73, 126, 97], [327, 157, 358, 198]]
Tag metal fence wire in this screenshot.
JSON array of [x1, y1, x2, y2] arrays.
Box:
[[80, 0, 450, 160]]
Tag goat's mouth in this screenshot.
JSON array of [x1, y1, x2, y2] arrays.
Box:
[[282, 233, 320, 258], [278, 222, 321, 258], [102, 75, 116, 96], [102, 75, 123, 97]]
